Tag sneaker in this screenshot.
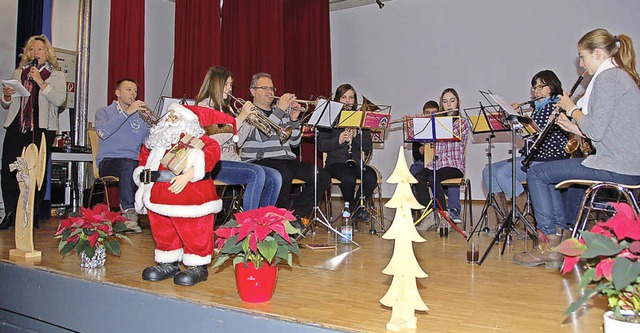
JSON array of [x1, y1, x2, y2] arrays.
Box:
[[448, 209, 462, 224], [415, 213, 435, 231], [353, 209, 372, 223], [122, 208, 142, 233]]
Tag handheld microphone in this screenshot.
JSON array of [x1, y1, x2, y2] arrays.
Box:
[[28, 58, 38, 81]]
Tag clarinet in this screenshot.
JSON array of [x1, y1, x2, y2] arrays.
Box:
[[521, 71, 585, 170]]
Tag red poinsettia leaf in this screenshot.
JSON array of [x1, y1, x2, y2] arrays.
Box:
[[590, 223, 612, 238], [253, 224, 273, 243], [629, 241, 640, 255], [214, 227, 237, 239], [606, 204, 640, 241], [595, 258, 615, 280], [96, 223, 112, 234], [554, 238, 587, 257], [561, 255, 581, 275], [87, 232, 99, 248], [248, 233, 258, 253]]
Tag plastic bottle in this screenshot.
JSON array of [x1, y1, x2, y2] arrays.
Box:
[[340, 202, 352, 243]]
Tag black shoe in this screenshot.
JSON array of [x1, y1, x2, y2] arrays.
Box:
[[0, 212, 15, 230], [174, 265, 208, 286], [354, 209, 371, 223], [142, 262, 181, 281]]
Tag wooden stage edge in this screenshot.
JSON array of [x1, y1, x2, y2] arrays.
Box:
[[0, 216, 607, 333]]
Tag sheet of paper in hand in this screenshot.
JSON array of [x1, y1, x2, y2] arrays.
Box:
[[160, 134, 205, 175]]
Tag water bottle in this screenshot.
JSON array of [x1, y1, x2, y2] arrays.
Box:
[[340, 202, 352, 243], [64, 133, 72, 153]]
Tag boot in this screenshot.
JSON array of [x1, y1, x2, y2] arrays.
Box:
[[0, 212, 15, 230], [174, 265, 208, 286], [122, 208, 142, 233], [142, 262, 181, 281], [513, 232, 562, 268], [494, 192, 509, 217]]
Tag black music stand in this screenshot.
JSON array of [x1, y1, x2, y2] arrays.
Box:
[[465, 102, 510, 239], [405, 112, 466, 237], [478, 114, 531, 265], [305, 98, 360, 247]]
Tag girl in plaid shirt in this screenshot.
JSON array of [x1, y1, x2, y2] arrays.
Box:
[[414, 88, 469, 221]]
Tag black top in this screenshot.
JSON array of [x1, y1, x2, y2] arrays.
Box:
[[317, 128, 372, 166]]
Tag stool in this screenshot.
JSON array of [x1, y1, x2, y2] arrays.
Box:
[[555, 180, 640, 238]]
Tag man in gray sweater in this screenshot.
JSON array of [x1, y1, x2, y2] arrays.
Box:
[[240, 73, 330, 228]]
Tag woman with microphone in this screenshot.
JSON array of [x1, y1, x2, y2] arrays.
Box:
[[1, 35, 67, 229]]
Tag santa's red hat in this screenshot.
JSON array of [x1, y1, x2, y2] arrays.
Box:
[[168, 103, 238, 142]]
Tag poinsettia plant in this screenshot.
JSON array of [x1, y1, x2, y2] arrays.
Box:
[[55, 204, 132, 258], [556, 202, 640, 323], [213, 206, 301, 268]]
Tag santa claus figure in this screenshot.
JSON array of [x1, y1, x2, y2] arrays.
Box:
[[134, 103, 222, 286]]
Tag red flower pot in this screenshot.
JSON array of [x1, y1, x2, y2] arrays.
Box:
[[234, 262, 278, 303]]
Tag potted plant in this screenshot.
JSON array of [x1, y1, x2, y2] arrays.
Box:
[[213, 206, 301, 302], [55, 204, 132, 269], [555, 202, 640, 332]]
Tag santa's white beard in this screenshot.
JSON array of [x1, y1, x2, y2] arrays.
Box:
[[145, 118, 204, 150]]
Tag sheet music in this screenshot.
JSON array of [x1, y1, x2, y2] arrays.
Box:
[[487, 94, 517, 115], [307, 98, 343, 128], [160, 96, 195, 118], [412, 117, 456, 141], [1, 79, 30, 98]]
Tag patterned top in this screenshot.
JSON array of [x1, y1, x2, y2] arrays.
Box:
[[425, 117, 469, 173], [525, 100, 569, 161]]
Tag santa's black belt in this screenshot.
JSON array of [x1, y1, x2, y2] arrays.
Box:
[[139, 169, 211, 184]]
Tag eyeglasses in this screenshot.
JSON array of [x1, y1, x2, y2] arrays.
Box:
[[252, 86, 276, 92], [531, 84, 548, 91]]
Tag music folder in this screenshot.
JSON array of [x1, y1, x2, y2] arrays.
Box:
[[405, 116, 461, 142]]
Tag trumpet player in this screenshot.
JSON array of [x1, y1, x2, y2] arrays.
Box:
[[240, 73, 330, 230], [94, 77, 150, 233], [195, 66, 281, 211], [318, 84, 377, 227]]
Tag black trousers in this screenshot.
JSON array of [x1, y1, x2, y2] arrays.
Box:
[[253, 158, 330, 218], [1, 118, 55, 216], [325, 163, 377, 211], [414, 167, 463, 210]]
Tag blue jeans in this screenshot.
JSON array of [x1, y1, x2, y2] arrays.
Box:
[[99, 158, 138, 210], [528, 158, 640, 235], [212, 160, 282, 210], [482, 157, 543, 198]]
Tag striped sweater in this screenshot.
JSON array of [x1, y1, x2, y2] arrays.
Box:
[[239, 106, 301, 161]]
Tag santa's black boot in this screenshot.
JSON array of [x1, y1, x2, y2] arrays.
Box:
[[173, 265, 208, 286], [142, 262, 181, 281]]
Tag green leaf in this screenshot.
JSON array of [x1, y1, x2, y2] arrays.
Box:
[[581, 232, 621, 258], [565, 288, 598, 315], [84, 245, 95, 258], [60, 242, 76, 255], [212, 254, 230, 268], [579, 268, 597, 289], [258, 239, 277, 264], [105, 240, 121, 255], [112, 222, 128, 233], [554, 238, 587, 256], [611, 258, 640, 291]]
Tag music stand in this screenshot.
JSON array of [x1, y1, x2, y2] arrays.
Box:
[[334, 103, 392, 235], [306, 99, 360, 247], [465, 102, 510, 239], [478, 114, 532, 265], [405, 112, 467, 237]]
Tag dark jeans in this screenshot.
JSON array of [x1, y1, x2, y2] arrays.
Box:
[[253, 158, 330, 218], [325, 163, 377, 210], [212, 160, 281, 210], [414, 167, 463, 210], [1, 119, 55, 216], [99, 158, 138, 210]]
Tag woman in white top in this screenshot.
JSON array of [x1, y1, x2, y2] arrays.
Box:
[[195, 66, 281, 210]]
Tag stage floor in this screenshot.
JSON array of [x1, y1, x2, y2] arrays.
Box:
[[0, 210, 606, 333]]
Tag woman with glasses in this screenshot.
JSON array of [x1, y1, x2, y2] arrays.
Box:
[[317, 84, 377, 228], [481, 70, 569, 225], [1, 35, 67, 229], [413, 88, 469, 224], [514, 29, 640, 268], [195, 66, 281, 211]]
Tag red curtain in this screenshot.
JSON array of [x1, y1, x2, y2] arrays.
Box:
[[108, 0, 145, 103], [172, 0, 221, 99], [220, 0, 285, 101], [283, 0, 332, 99]]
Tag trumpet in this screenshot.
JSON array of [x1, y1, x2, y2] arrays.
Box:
[[270, 95, 318, 113], [227, 93, 292, 144], [137, 103, 160, 126]]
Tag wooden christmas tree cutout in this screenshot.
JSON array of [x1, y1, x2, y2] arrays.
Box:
[[380, 147, 428, 332], [9, 133, 46, 259]]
